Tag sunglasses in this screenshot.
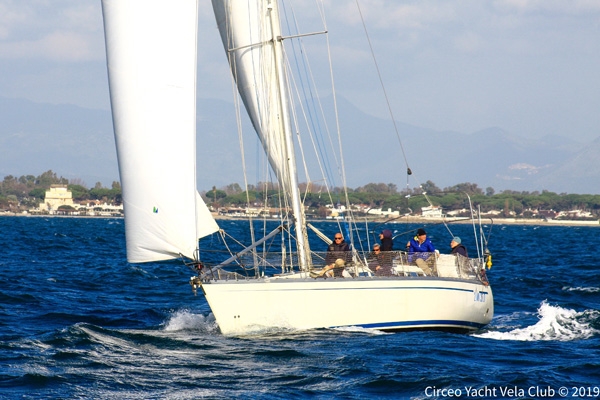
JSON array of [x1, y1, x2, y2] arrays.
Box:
[[334, 237, 342, 240]]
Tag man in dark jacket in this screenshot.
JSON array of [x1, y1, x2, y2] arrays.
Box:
[[326, 233, 352, 265], [367, 244, 393, 276], [450, 237, 468, 257], [450, 236, 470, 277], [323, 232, 352, 277]]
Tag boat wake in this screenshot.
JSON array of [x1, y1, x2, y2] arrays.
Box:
[[475, 301, 600, 341], [162, 309, 219, 333]]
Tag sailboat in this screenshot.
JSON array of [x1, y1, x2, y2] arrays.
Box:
[[101, 0, 493, 335]]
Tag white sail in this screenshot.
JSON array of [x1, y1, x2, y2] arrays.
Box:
[[212, 0, 311, 269], [212, 0, 290, 188], [101, 0, 218, 263]]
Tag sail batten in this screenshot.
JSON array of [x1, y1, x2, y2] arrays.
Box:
[[102, 0, 218, 263]]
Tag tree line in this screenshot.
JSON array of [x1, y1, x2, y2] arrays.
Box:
[[0, 170, 121, 211], [2, 171, 600, 218], [203, 180, 600, 218]]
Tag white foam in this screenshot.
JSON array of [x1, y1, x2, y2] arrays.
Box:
[[563, 286, 600, 293], [162, 309, 218, 333], [332, 326, 389, 335], [475, 301, 599, 341]]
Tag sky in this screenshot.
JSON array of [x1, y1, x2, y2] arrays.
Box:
[[1, 0, 600, 182]]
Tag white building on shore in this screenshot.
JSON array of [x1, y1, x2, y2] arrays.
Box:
[[366, 207, 400, 217], [39, 185, 74, 212], [33, 185, 123, 216], [421, 205, 443, 218]]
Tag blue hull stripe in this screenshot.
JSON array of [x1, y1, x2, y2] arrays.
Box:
[[342, 319, 486, 330], [234, 285, 489, 296]]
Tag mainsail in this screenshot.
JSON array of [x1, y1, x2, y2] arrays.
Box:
[[212, 0, 311, 270], [102, 0, 218, 263]]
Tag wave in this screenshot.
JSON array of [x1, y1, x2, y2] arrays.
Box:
[[161, 309, 219, 333], [563, 286, 600, 293], [475, 301, 600, 341]]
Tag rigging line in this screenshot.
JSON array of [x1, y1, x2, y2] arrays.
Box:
[[280, 8, 316, 185], [320, 3, 355, 249], [279, 1, 343, 220], [287, 47, 336, 189], [466, 194, 482, 259], [281, 47, 312, 186], [421, 188, 457, 236], [354, 0, 412, 174], [260, 171, 270, 263], [280, 1, 336, 188], [301, 62, 339, 190], [389, 218, 473, 242], [217, 229, 246, 269], [282, 45, 329, 193], [279, 1, 350, 239], [225, 8, 260, 269], [256, 3, 294, 240], [301, 6, 343, 193]]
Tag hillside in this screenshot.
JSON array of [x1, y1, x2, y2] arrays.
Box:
[[1, 96, 599, 194]]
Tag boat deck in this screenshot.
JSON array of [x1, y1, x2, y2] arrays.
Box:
[[199, 250, 489, 286]]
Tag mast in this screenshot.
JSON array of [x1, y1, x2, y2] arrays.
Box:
[[211, 0, 312, 271], [266, 0, 311, 271]]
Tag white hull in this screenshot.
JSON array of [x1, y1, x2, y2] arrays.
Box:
[[201, 277, 493, 335]]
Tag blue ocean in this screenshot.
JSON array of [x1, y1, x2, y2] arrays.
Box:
[[1, 216, 599, 399]]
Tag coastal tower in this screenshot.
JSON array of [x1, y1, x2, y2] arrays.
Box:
[[39, 184, 74, 213]]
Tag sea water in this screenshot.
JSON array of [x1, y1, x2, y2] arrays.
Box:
[[0, 216, 599, 399]]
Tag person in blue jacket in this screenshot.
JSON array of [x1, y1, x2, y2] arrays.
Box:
[[406, 228, 437, 275]]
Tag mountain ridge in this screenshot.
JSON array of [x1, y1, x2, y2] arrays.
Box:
[[1, 96, 598, 194]]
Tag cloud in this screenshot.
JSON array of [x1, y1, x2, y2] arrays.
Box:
[[0, 0, 598, 146], [493, 0, 600, 14], [329, 0, 456, 29], [0, 31, 98, 61], [0, 1, 28, 40], [0, 1, 103, 62]]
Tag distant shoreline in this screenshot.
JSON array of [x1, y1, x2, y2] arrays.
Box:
[[211, 214, 599, 227], [0, 212, 122, 220], [2, 212, 598, 227]]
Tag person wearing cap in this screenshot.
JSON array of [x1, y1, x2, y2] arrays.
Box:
[[450, 236, 470, 277], [406, 228, 437, 275], [406, 228, 435, 253], [450, 237, 468, 257]]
